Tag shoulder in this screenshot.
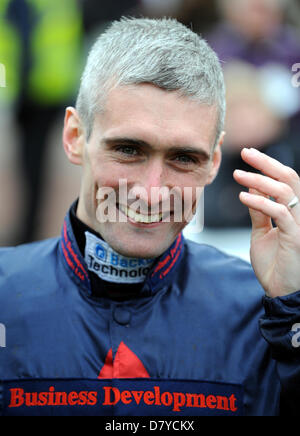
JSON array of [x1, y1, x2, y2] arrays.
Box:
[[0, 237, 60, 269], [184, 237, 252, 268], [0, 237, 61, 299], [181, 238, 264, 304]]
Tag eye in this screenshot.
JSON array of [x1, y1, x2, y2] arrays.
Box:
[[116, 145, 139, 156], [172, 154, 198, 166], [175, 155, 196, 163]]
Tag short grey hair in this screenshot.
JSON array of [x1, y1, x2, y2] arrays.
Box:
[[76, 17, 226, 148]]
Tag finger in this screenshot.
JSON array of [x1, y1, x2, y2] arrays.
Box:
[[233, 169, 300, 224], [239, 190, 298, 235], [241, 148, 300, 197], [246, 188, 273, 240]]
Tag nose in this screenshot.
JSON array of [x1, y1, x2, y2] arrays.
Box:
[[130, 159, 170, 210]]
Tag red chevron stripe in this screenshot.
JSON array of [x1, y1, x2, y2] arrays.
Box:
[[98, 342, 150, 379]]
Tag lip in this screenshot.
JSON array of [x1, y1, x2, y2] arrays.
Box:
[[127, 217, 166, 229], [117, 203, 173, 228]]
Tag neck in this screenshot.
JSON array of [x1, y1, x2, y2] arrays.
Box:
[[69, 201, 155, 300]]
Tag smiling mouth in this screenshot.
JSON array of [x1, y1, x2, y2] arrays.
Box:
[[117, 204, 168, 224]]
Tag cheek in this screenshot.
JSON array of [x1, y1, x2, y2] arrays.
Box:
[[88, 156, 119, 189], [184, 183, 204, 218], [167, 184, 199, 222], [183, 187, 199, 213], [177, 175, 203, 199], [94, 170, 128, 193]]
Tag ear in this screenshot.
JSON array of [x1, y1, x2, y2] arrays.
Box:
[[206, 131, 225, 185], [62, 107, 85, 165]]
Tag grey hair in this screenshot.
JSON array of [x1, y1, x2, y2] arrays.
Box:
[[76, 17, 226, 148]]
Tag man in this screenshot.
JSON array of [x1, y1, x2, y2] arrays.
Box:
[[0, 17, 300, 416]]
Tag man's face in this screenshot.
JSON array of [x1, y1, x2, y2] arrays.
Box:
[[64, 84, 223, 258]]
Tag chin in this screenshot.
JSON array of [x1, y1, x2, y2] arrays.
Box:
[[109, 238, 170, 259], [116, 245, 164, 260], [99, 223, 181, 259]]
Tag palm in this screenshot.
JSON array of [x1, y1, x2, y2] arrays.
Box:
[[233, 147, 300, 298], [250, 228, 279, 297], [250, 226, 300, 298]]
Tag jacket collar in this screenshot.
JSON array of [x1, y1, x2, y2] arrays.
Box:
[[59, 203, 184, 298]]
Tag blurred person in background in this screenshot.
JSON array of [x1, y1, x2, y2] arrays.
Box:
[[203, 0, 300, 229], [0, 0, 83, 244], [204, 60, 300, 228], [207, 0, 300, 139], [208, 0, 300, 67]]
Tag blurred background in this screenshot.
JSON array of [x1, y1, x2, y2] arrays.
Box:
[[0, 0, 299, 261]]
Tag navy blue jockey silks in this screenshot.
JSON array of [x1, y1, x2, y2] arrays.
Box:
[[0, 202, 300, 416]]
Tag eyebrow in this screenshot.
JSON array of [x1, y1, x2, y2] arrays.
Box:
[[102, 137, 211, 161]]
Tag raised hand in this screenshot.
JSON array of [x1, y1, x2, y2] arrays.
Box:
[[233, 147, 300, 298]]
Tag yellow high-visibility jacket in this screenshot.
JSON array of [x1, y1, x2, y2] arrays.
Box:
[[0, 0, 82, 106]]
